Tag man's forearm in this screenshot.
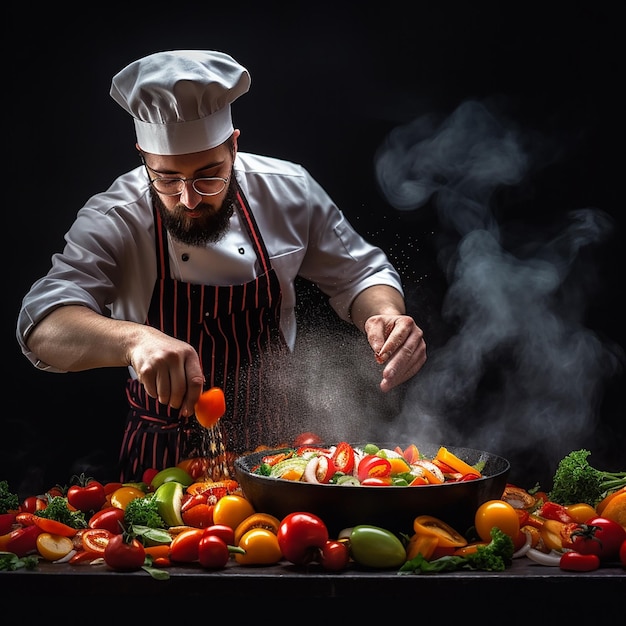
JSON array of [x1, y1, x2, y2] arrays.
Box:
[[349, 285, 406, 332], [26, 305, 138, 372]]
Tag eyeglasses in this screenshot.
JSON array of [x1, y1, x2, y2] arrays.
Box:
[[148, 174, 229, 197], [141, 156, 229, 197]]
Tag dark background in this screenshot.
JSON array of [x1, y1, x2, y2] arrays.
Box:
[[4, 3, 624, 497]]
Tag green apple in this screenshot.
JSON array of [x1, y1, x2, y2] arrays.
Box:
[[153, 481, 185, 527], [150, 466, 194, 490]]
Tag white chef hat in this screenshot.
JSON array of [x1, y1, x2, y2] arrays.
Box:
[[110, 50, 251, 155]]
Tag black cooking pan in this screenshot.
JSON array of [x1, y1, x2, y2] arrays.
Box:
[[234, 443, 510, 536]]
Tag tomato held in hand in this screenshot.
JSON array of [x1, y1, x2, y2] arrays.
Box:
[[195, 387, 226, 428], [103, 534, 146, 571], [277, 512, 329, 565]]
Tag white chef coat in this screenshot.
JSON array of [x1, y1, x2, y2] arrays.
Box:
[[17, 152, 403, 372]]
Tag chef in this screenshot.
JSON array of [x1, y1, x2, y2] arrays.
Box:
[[16, 50, 427, 482]]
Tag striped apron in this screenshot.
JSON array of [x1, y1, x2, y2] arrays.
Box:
[[119, 184, 288, 482]]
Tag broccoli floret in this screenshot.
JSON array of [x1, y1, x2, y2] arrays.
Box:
[[124, 494, 165, 529], [35, 496, 87, 529], [0, 480, 20, 514], [464, 527, 514, 571], [548, 449, 626, 506], [399, 527, 514, 574]]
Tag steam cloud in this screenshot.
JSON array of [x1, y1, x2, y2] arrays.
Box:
[[374, 100, 624, 486]]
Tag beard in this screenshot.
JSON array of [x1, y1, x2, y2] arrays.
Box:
[[151, 171, 238, 247]]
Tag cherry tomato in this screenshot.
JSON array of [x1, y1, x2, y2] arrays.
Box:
[[142, 468, 160, 486], [203, 524, 235, 546], [559, 551, 600, 572], [235, 528, 283, 565], [320, 540, 350, 571], [212, 494, 255, 531], [36, 532, 74, 561], [20, 495, 47, 514], [169, 528, 204, 563], [67, 477, 106, 513], [331, 442, 355, 475], [80, 528, 114, 554], [103, 533, 146, 571], [88, 506, 125, 534], [197, 533, 230, 569], [475, 500, 520, 543], [277, 512, 328, 565], [571, 517, 626, 562]]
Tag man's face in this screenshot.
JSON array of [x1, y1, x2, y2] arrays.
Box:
[[142, 144, 237, 246]]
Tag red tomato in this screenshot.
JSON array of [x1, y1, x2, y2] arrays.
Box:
[[20, 496, 47, 513], [620, 539, 626, 567], [67, 478, 106, 513], [169, 528, 204, 563], [572, 517, 626, 561], [320, 540, 350, 571], [559, 551, 600, 572], [141, 468, 160, 486], [80, 528, 114, 554], [277, 512, 329, 565], [331, 442, 355, 475], [103, 482, 123, 496], [202, 524, 235, 546], [103, 533, 146, 571], [197, 534, 230, 569], [88, 506, 125, 534], [357, 455, 392, 481]]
